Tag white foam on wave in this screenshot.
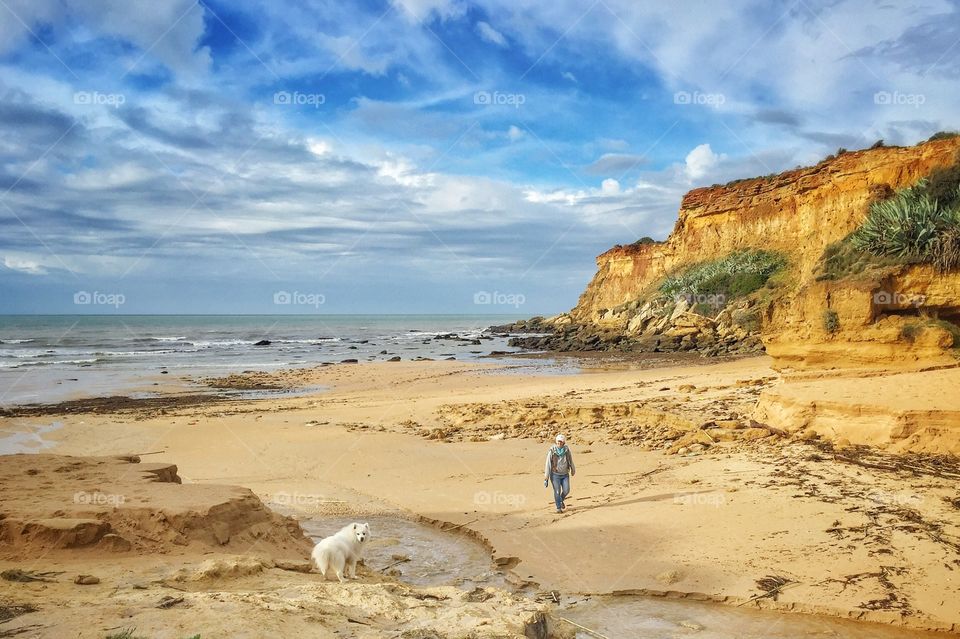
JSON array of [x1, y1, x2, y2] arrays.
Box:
[[1, 358, 100, 369]]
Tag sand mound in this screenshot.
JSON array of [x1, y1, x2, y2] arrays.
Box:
[[0, 454, 311, 559]]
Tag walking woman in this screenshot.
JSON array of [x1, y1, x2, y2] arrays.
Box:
[[544, 433, 575, 513]]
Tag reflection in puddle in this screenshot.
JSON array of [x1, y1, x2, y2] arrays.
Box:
[[302, 515, 509, 590], [295, 516, 944, 638], [559, 595, 946, 639], [0, 421, 62, 455]]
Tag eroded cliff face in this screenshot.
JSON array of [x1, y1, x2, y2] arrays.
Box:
[[558, 137, 960, 370], [572, 138, 960, 328]]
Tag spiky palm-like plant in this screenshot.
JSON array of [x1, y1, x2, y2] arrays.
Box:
[[851, 182, 948, 260]]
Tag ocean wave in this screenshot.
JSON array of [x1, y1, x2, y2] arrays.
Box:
[[0, 348, 88, 359], [0, 338, 35, 344], [0, 358, 100, 369], [93, 350, 179, 357], [190, 339, 258, 348]]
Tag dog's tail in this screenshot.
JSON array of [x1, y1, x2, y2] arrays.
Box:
[[312, 545, 329, 576]]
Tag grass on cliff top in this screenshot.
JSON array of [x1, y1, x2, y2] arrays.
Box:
[[657, 249, 788, 309]]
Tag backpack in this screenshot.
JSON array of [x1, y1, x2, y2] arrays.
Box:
[[551, 447, 570, 474]]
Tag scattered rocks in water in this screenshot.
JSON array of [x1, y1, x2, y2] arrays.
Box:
[[74, 574, 100, 585], [340, 359, 359, 364], [503, 298, 767, 358], [388, 356, 402, 362], [253, 340, 271, 346]]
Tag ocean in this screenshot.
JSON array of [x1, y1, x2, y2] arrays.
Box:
[[0, 314, 539, 405]]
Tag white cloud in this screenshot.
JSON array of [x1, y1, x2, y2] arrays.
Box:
[[391, 0, 465, 21], [561, 71, 577, 82], [507, 125, 524, 141], [601, 178, 620, 195], [0, 0, 210, 76], [3, 254, 48, 275], [376, 154, 436, 188], [307, 138, 332, 156], [684, 143, 724, 181], [476, 21, 507, 47]]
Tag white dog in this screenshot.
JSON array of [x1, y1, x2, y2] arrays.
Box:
[[311, 522, 370, 582]]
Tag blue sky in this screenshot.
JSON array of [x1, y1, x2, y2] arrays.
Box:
[[0, 0, 958, 314]]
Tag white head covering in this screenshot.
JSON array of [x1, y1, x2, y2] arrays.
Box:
[[555, 433, 566, 444]]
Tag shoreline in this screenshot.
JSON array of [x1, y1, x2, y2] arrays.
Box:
[[5, 356, 960, 634]]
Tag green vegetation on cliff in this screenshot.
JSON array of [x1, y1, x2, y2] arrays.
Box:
[[658, 249, 787, 308], [817, 152, 960, 279], [851, 180, 960, 270]]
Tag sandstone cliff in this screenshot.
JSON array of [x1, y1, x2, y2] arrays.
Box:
[[573, 138, 960, 323], [523, 137, 960, 369]]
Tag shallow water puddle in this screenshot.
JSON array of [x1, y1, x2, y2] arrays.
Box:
[[0, 421, 62, 454], [301, 516, 944, 638], [559, 596, 946, 639], [301, 515, 510, 590]]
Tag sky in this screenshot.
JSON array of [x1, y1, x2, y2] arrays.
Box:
[[0, 0, 958, 314]]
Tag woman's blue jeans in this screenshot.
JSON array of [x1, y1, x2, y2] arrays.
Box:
[[550, 473, 570, 510]]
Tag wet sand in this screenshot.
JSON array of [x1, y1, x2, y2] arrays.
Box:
[[4, 357, 960, 633]]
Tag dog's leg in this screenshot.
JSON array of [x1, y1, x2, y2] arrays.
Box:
[[347, 557, 357, 579]]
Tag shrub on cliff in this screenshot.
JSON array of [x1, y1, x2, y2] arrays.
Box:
[[928, 131, 959, 142], [815, 236, 901, 281], [658, 250, 787, 307], [850, 180, 960, 270]]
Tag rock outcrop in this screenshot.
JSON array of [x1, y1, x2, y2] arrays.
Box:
[[505, 137, 960, 368]]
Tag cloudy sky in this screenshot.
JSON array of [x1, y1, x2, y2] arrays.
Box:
[[0, 0, 957, 314]]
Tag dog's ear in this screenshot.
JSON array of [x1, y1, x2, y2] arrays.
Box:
[[352, 523, 358, 531]]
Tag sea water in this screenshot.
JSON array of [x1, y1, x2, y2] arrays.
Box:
[[0, 314, 547, 405]]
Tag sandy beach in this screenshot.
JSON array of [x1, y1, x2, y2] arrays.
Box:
[[3, 356, 958, 636]]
